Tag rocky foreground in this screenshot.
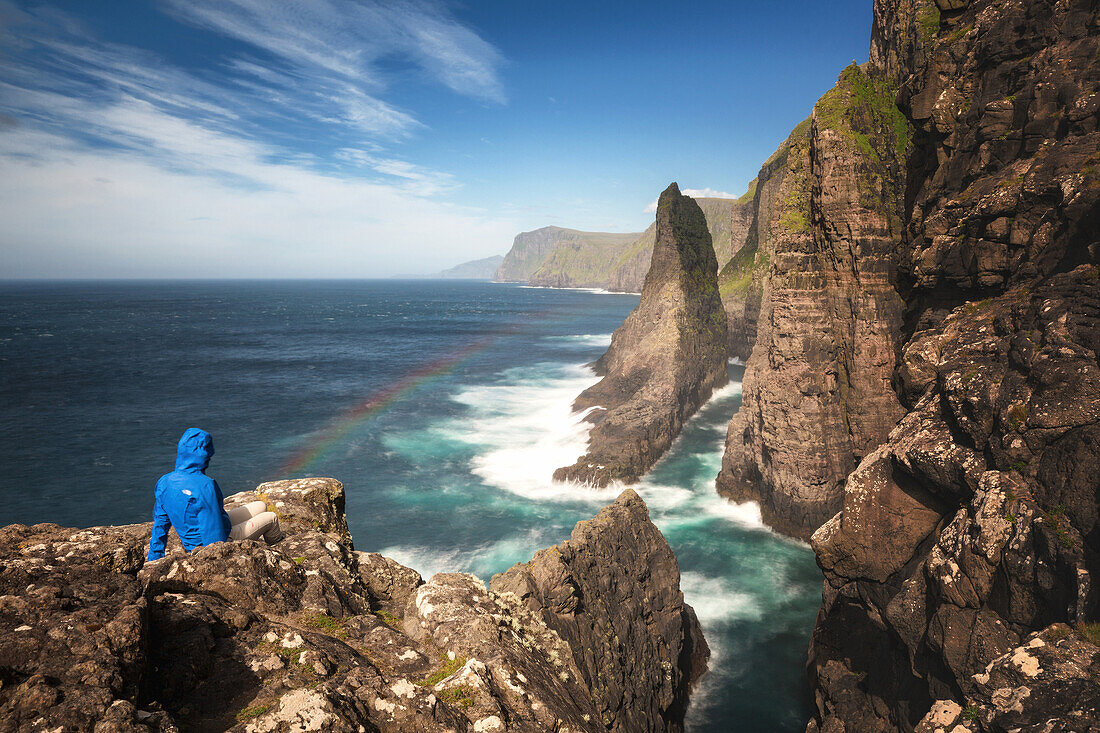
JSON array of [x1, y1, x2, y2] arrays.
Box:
[[554, 182, 728, 487], [0, 479, 706, 732]]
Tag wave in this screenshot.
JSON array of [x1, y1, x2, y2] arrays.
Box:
[[517, 285, 637, 296], [680, 570, 763, 624], [380, 528, 554, 580], [543, 333, 613, 348], [444, 363, 612, 504]]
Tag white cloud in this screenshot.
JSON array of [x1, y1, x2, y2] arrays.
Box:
[[682, 187, 737, 199], [642, 187, 738, 213], [0, 0, 516, 277], [0, 121, 516, 277]]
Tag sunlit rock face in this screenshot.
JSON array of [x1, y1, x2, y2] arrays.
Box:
[[0, 479, 706, 732], [717, 58, 909, 542], [555, 182, 728, 487]]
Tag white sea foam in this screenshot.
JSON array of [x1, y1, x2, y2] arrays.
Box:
[[543, 333, 613, 348], [444, 363, 610, 504], [517, 285, 637, 296], [380, 528, 553, 580], [702, 498, 764, 527], [680, 571, 763, 624], [709, 379, 743, 399]]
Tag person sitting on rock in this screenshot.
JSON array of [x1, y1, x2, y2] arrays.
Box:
[[146, 427, 283, 561]]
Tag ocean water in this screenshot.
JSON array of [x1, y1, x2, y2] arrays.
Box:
[[0, 279, 820, 731]]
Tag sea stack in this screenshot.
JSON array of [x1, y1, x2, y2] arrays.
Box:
[[555, 182, 728, 486]]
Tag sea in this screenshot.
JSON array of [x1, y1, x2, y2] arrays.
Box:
[[0, 279, 821, 731]]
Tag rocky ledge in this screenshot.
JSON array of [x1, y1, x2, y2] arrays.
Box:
[[555, 182, 729, 487], [0, 479, 705, 732]]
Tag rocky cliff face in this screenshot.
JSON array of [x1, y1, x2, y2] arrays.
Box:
[[716, 61, 910, 540], [494, 227, 591, 282], [772, 0, 1100, 729], [0, 479, 706, 732], [555, 183, 729, 487], [491, 490, 708, 732], [716, 126, 809, 360]]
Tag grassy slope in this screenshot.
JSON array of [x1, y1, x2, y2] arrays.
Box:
[[527, 230, 642, 288]]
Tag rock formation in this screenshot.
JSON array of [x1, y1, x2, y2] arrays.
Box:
[[0, 478, 705, 732], [555, 183, 728, 486], [492, 489, 708, 732], [701, 0, 1100, 728], [804, 0, 1100, 725], [607, 197, 749, 294], [716, 60, 910, 540], [494, 199, 742, 293]]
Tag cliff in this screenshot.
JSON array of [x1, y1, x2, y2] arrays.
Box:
[[436, 255, 504, 280], [804, 0, 1100, 729], [554, 183, 728, 486], [717, 120, 810, 361], [0, 479, 706, 732], [491, 489, 708, 732], [496, 199, 741, 293], [695, 0, 1100, 727], [494, 227, 640, 284], [527, 231, 642, 289], [716, 61, 910, 540]]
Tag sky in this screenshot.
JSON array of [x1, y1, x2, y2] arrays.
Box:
[[0, 0, 873, 278]]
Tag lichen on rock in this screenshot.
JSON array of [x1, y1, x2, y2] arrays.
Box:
[[0, 478, 705, 732]]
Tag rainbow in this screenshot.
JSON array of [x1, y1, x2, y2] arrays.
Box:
[[279, 336, 493, 475]]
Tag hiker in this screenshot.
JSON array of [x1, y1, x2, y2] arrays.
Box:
[[146, 427, 282, 561]]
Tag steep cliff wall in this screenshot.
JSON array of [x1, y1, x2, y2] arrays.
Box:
[[555, 183, 728, 486], [802, 0, 1100, 729], [495, 227, 618, 282], [716, 62, 910, 540], [492, 490, 708, 732], [0, 479, 706, 732], [717, 120, 809, 360]]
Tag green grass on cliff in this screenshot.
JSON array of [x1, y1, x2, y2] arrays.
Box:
[[815, 63, 910, 163], [718, 245, 769, 299], [737, 178, 758, 204], [527, 230, 641, 288], [917, 2, 941, 44]]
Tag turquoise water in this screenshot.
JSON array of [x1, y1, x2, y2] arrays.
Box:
[[0, 280, 820, 731]]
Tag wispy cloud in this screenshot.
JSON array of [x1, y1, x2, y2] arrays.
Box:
[[0, 0, 514, 276], [160, 0, 507, 109]]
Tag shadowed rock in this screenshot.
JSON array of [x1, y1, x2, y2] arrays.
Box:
[[491, 489, 709, 732], [555, 182, 728, 487], [0, 478, 705, 732], [798, 0, 1100, 729]]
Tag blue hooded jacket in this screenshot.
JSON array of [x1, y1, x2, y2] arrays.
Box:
[[147, 428, 232, 561]]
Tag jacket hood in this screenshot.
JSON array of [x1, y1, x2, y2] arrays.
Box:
[[175, 427, 214, 472]]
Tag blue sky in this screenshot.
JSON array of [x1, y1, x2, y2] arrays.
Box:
[[0, 0, 872, 277]]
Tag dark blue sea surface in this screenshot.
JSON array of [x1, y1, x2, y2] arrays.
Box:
[[0, 279, 820, 731]]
